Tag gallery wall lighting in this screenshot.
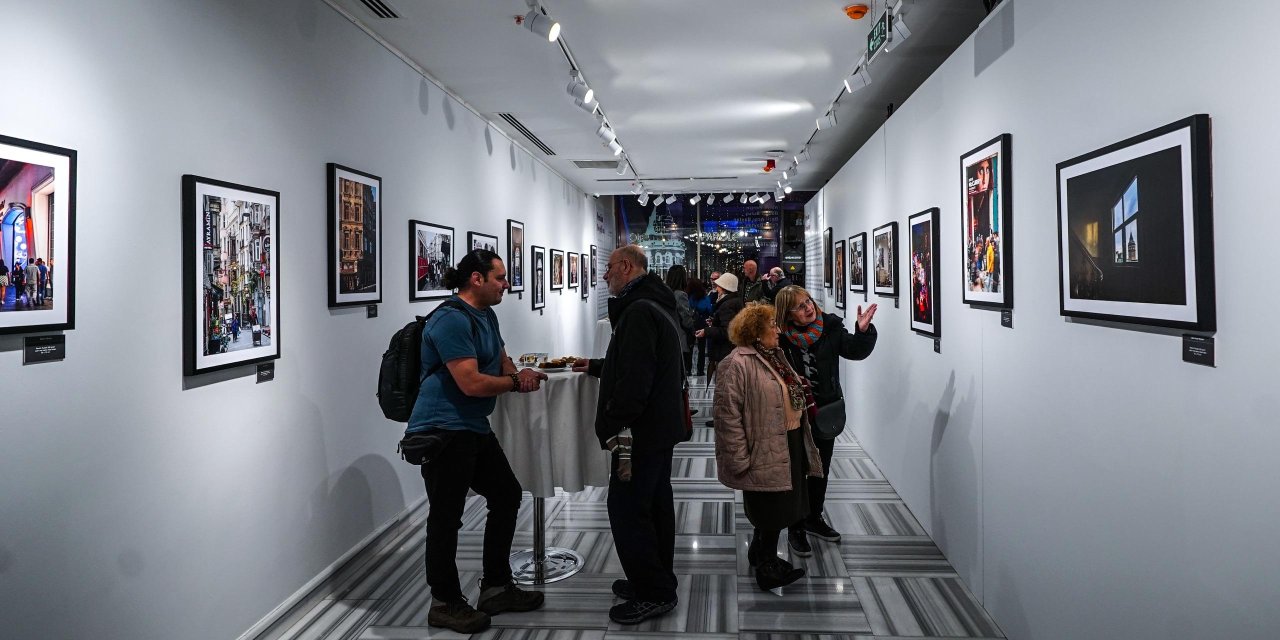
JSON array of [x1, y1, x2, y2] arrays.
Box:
[[740, 193, 749, 204], [596, 123, 617, 143], [567, 71, 594, 104], [665, 194, 677, 205], [615, 157, 628, 175], [638, 193, 650, 206], [760, 193, 772, 204], [520, 8, 561, 42], [844, 66, 871, 93], [724, 192, 736, 204], [689, 194, 702, 205], [607, 139, 624, 156], [817, 111, 838, 130]]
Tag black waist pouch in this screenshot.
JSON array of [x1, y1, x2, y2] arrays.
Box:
[[397, 431, 453, 465]]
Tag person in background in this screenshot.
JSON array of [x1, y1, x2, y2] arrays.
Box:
[[761, 266, 793, 303], [773, 285, 877, 556], [0, 259, 9, 305], [708, 271, 722, 304], [664, 264, 694, 375], [24, 258, 39, 307], [739, 260, 765, 303], [36, 258, 48, 306], [713, 302, 823, 591], [687, 278, 712, 377], [695, 273, 745, 427]]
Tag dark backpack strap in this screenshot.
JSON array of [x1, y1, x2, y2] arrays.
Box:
[[628, 299, 688, 391], [422, 300, 483, 381]]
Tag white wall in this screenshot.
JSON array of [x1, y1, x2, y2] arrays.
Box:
[[821, 1, 1280, 638], [0, 1, 602, 638]]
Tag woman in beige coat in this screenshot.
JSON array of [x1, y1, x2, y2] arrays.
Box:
[[713, 303, 824, 591]]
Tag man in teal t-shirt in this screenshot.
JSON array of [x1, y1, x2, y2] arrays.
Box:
[[409, 249, 548, 634]]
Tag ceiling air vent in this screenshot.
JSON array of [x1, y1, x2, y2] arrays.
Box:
[[358, 0, 400, 19], [496, 113, 556, 156], [572, 160, 620, 169]]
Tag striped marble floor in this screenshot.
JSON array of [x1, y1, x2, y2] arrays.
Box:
[[253, 377, 1003, 640]]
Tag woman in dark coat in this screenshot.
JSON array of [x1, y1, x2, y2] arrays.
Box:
[[773, 285, 877, 556]]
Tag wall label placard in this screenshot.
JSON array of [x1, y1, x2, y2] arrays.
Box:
[[367, 304, 378, 319], [257, 362, 276, 383], [24, 335, 66, 364], [1001, 310, 1013, 328], [933, 337, 941, 353], [1182, 335, 1214, 367]]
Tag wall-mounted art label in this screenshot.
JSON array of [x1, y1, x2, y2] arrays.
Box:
[[24, 335, 65, 364], [1182, 335, 1214, 367], [1001, 310, 1013, 328], [933, 337, 941, 353], [257, 362, 276, 383], [367, 304, 378, 319]]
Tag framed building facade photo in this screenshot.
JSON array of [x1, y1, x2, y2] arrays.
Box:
[[469, 231, 498, 253], [834, 239, 846, 309], [1056, 114, 1214, 331], [872, 221, 898, 297], [326, 163, 381, 308], [0, 134, 76, 335], [507, 219, 525, 293], [909, 208, 941, 336], [568, 252, 579, 289], [961, 134, 1013, 308], [580, 252, 590, 300], [550, 249, 564, 290], [531, 245, 546, 310], [823, 227, 833, 288], [410, 220, 454, 301], [182, 175, 280, 376], [849, 232, 867, 294]]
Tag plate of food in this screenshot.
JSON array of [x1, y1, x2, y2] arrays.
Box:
[[537, 356, 580, 371]]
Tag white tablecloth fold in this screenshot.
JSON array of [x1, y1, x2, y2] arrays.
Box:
[[592, 318, 613, 359]]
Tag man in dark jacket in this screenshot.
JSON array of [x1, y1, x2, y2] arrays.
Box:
[[737, 259, 766, 303], [575, 244, 683, 625], [761, 266, 793, 302]]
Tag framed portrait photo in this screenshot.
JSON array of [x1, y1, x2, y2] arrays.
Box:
[[961, 134, 1013, 308], [909, 208, 942, 336], [410, 220, 454, 301], [507, 219, 525, 293], [182, 175, 280, 376], [326, 163, 381, 308], [568, 252, 579, 289], [468, 231, 499, 253], [849, 232, 867, 294], [823, 227, 833, 288], [531, 245, 546, 310], [1056, 114, 1214, 331], [872, 221, 899, 297], [550, 249, 564, 291], [580, 251, 590, 300], [834, 239, 847, 309], [0, 134, 77, 336], [590, 245, 598, 282]]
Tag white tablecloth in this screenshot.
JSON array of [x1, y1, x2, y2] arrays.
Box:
[[491, 371, 609, 498], [593, 318, 613, 358]]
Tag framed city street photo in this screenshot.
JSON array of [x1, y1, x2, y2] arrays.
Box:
[[1056, 115, 1214, 331], [872, 221, 898, 297], [834, 239, 846, 309], [590, 245, 598, 282], [0, 135, 76, 335], [961, 134, 1013, 308], [410, 220, 454, 301], [469, 231, 498, 253], [580, 252, 590, 300], [507, 219, 525, 293], [326, 163, 381, 308], [849, 232, 867, 293], [909, 208, 941, 336], [550, 249, 564, 290], [568, 252, 579, 289], [823, 227, 833, 288], [182, 175, 279, 376], [531, 245, 546, 310]]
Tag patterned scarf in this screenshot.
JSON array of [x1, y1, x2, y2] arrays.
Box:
[[783, 315, 824, 349], [754, 343, 807, 411]]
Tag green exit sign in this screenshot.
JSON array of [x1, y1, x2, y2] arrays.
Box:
[[867, 11, 889, 59]]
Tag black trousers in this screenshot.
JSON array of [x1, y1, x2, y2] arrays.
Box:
[[608, 446, 678, 602], [807, 435, 836, 519], [693, 337, 707, 376], [420, 430, 523, 602]]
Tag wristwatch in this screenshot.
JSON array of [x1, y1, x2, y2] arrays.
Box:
[[509, 372, 521, 392]]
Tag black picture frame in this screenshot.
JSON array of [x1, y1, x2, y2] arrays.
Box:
[[182, 175, 280, 376], [468, 231, 499, 253], [834, 239, 847, 309], [580, 251, 590, 300], [849, 232, 867, 294], [507, 219, 525, 293], [0, 134, 77, 336], [550, 249, 565, 291], [568, 252, 579, 289], [590, 245, 598, 282], [823, 227, 833, 288], [409, 220, 454, 301], [531, 245, 546, 310], [960, 134, 1013, 309], [1056, 114, 1214, 331], [326, 163, 382, 308], [908, 208, 942, 337], [872, 221, 899, 297]]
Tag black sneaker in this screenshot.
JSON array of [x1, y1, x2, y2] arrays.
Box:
[[609, 597, 678, 625], [477, 582, 545, 615], [803, 515, 842, 542], [755, 557, 805, 591], [787, 528, 813, 557], [612, 579, 636, 600], [427, 599, 491, 634]]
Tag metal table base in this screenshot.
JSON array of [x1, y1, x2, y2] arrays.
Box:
[[510, 496, 583, 584]]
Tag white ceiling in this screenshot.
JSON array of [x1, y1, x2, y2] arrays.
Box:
[[327, 0, 987, 195]]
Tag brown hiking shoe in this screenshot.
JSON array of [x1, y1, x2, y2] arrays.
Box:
[[427, 599, 491, 634], [477, 582, 545, 615]]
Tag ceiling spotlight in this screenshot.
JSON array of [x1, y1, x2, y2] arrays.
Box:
[[844, 66, 871, 93], [893, 13, 912, 40], [607, 139, 623, 156], [739, 192, 749, 204], [774, 189, 785, 201], [817, 111, 838, 130], [566, 72, 594, 104], [630, 183, 643, 195], [615, 158, 628, 175], [782, 180, 793, 194], [724, 192, 735, 204], [760, 193, 772, 204], [689, 194, 701, 205], [665, 194, 677, 205], [797, 148, 811, 163], [782, 170, 789, 180], [520, 8, 561, 42], [596, 123, 617, 143], [749, 194, 759, 203], [790, 164, 800, 177], [638, 193, 650, 206]]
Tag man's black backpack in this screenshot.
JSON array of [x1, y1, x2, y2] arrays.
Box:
[[377, 300, 479, 422]]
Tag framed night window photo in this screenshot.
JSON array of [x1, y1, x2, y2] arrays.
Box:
[[849, 232, 867, 294], [183, 175, 280, 376], [580, 252, 590, 300], [1056, 114, 1214, 331], [961, 134, 1013, 308], [550, 249, 564, 291], [872, 221, 898, 297], [469, 231, 498, 253], [822, 227, 833, 288], [410, 220, 454, 301], [0, 134, 76, 335], [909, 208, 941, 336], [326, 163, 381, 308], [507, 219, 525, 293], [531, 245, 546, 310], [834, 239, 846, 309]]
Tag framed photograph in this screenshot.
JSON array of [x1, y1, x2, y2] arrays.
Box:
[[326, 163, 381, 308], [909, 208, 942, 336], [410, 220, 454, 301], [849, 232, 867, 293], [531, 245, 546, 310], [469, 231, 499, 253], [0, 135, 76, 335], [834, 240, 847, 309], [590, 245, 598, 282], [823, 227, 833, 288], [507, 219, 525, 293], [580, 252, 590, 300], [1056, 114, 1214, 331], [182, 175, 279, 376], [568, 252, 580, 289], [961, 134, 1013, 308], [872, 221, 899, 297], [550, 249, 564, 290]]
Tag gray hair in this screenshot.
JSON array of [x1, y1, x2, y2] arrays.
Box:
[[615, 244, 648, 271]]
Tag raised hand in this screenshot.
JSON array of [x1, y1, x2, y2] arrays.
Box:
[[856, 303, 878, 333]]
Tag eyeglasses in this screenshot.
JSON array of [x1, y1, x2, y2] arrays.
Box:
[[603, 260, 628, 275], [789, 297, 814, 313]]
